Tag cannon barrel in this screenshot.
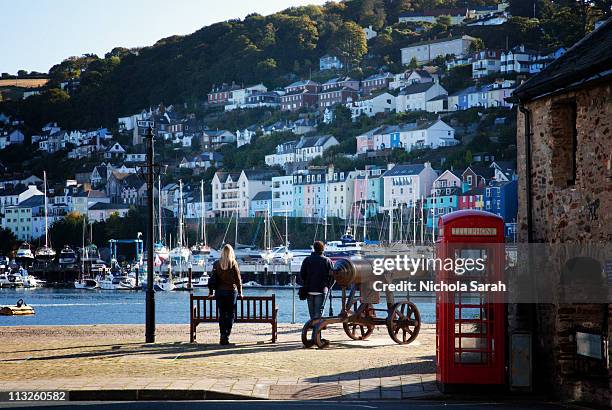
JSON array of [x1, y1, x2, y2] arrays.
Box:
[[331, 258, 374, 287]]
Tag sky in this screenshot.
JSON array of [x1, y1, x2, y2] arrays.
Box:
[[2, 0, 329, 75]]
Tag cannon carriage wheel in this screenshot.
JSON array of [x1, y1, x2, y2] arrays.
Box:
[[386, 301, 421, 345], [342, 302, 376, 340]]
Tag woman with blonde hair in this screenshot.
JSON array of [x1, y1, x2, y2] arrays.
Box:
[[210, 244, 243, 345]]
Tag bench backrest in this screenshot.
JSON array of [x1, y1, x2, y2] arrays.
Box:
[[191, 294, 276, 323]]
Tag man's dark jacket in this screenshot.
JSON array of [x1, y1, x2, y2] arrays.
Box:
[[300, 252, 333, 293]]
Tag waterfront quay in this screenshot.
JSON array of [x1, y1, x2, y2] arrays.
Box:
[[0, 323, 437, 400]]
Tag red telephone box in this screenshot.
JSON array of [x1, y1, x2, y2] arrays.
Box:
[[436, 210, 506, 392]]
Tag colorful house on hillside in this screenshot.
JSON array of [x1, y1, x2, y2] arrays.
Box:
[[353, 167, 384, 218], [249, 191, 272, 217], [292, 170, 326, 218], [483, 180, 518, 236], [458, 187, 484, 210], [382, 162, 438, 210], [424, 170, 462, 231]]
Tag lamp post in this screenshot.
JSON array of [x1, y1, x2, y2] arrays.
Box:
[[145, 126, 155, 343]]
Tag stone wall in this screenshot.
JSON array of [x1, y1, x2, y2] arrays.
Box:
[[515, 80, 611, 406]]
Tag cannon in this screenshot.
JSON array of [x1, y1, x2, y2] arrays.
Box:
[[301, 258, 421, 348]]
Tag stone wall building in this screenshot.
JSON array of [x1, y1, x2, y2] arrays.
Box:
[[513, 19, 611, 407]]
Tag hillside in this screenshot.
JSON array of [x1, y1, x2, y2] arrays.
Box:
[[1, 0, 608, 133]]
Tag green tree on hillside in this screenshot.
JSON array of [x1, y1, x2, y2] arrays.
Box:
[[332, 21, 368, 72]]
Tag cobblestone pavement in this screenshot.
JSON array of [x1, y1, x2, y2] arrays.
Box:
[[0, 324, 437, 400]]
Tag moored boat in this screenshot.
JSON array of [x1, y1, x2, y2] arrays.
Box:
[[15, 243, 35, 266]]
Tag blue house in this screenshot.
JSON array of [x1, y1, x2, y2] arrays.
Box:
[[483, 180, 517, 236], [249, 191, 272, 217]]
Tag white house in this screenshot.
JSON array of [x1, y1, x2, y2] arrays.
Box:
[[382, 162, 438, 209], [346, 92, 396, 120], [265, 136, 339, 169], [389, 69, 435, 90], [104, 142, 127, 160], [125, 153, 146, 163], [319, 55, 343, 71], [500, 45, 537, 74], [294, 135, 339, 163], [212, 169, 279, 217], [363, 25, 377, 40], [401, 35, 476, 65], [0, 129, 25, 150], [271, 176, 294, 216], [224, 84, 268, 111], [471, 50, 502, 79], [326, 167, 357, 220], [356, 119, 457, 154], [396, 82, 447, 112], [425, 95, 449, 113], [236, 126, 257, 147], [265, 140, 298, 168]]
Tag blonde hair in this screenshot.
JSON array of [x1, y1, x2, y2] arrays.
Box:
[[219, 244, 237, 270]]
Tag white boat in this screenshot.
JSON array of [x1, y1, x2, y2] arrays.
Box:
[[154, 276, 176, 291], [0, 273, 11, 287], [15, 243, 35, 266], [59, 245, 77, 265], [6, 272, 25, 287], [243, 280, 262, 288], [74, 278, 99, 290], [193, 273, 209, 288], [35, 171, 56, 262], [324, 228, 364, 258], [98, 274, 137, 290]]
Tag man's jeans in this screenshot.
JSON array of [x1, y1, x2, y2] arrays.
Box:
[[307, 293, 325, 320]]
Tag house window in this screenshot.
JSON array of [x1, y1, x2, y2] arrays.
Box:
[[550, 100, 578, 187]]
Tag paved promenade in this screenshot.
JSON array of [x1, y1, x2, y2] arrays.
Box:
[[0, 323, 438, 400]]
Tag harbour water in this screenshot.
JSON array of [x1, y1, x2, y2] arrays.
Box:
[[0, 287, 436, 326]]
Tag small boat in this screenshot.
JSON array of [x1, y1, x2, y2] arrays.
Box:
[[35, 246, 56, 261], [15, 243, 35, 266], [243, 280, 262, 288], [59, 245, 77, 265], [154, 276, 176, 291], [324, 228, 364, 258], [0, 299, 35, 316], [17, 269, 43, 288], [74, 278, 99, 290], [98, 274, 136, 290], [193, 273, 210, 288]]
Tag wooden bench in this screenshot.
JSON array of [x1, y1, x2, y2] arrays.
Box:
[[190, 294, 278, 343]]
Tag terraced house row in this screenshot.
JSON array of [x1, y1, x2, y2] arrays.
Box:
[[211, 160, 518, 237]]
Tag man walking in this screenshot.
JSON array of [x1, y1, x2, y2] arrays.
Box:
[[300, 241, 333, 320]]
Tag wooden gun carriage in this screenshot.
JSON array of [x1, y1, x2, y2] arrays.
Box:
[[301, 258, 422, 348]]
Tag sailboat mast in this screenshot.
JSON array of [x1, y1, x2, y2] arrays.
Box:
[[352, 175, 357, 237], [178, 180, 183, 248], [412, 190, 416, 245], [432, 187, 437, 243], [234, 211, 238, 249], [200, 180, 206, 246], [158, 175, 162, 244], [323, 177, 328, 242], [285, 206, 289, 248], [362, 171, 367, 241], [420, 196, 424, 244], [43, 171, 49, 247], [399, 204, 403, 243], [388, 208, 394, 244]]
